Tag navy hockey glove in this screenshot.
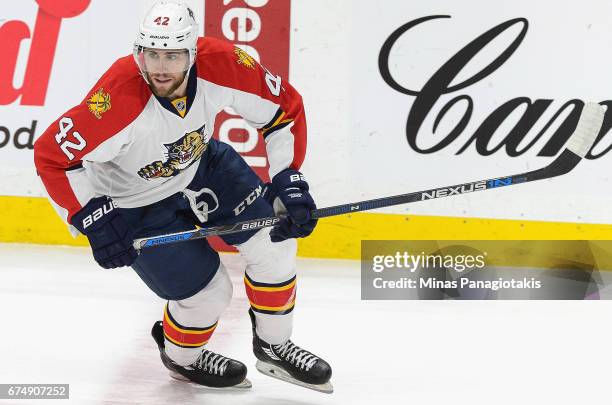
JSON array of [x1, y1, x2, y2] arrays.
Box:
[[71, 197, 138, 269], [269, 168, 318, 242]]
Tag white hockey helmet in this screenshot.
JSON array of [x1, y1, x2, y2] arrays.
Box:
[[133, 1, 199, 79]]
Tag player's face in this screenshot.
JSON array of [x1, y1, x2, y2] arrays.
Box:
[[141, 49, 190, 98]]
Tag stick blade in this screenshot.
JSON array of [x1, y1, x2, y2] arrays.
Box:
[[566, 102, 605, 158]]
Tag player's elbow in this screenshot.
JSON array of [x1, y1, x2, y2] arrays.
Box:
[[33, 135, 45, 172], [33, 129, 59, 174]]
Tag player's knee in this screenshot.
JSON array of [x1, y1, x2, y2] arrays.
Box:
[[237, 228, 296, 281], [174, 262, 233, 316], [215, 263, 234, 311]]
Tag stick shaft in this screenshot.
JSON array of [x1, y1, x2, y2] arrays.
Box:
[[134, 150, 579, 249], [135, 101, 605, 250], [312, 149, 580, 218]]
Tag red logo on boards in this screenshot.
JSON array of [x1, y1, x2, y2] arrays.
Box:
[[0, 0, 90, 106]]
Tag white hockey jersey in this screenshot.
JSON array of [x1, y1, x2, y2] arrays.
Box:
[[34, 37, 306, 224]]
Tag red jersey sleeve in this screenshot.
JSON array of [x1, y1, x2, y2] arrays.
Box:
[[195, 37, 307, 178], [33, 56, 150, 223]]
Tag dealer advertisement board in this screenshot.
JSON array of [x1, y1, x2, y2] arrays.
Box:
[[1, 0, 612, 253]]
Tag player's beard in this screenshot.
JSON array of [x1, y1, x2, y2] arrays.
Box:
[[147, 71, 188, 98]]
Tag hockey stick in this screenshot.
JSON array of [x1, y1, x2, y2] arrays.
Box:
[[133, 102, 605, 250]]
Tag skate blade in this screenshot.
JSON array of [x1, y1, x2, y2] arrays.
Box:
[[255, 360, 333, 394], [169, 371, 252, 389]]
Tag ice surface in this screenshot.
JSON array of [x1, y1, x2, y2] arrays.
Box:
[[1, 243, 611, 405]]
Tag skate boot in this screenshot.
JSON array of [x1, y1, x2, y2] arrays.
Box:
[[249, 309, 333, 393], [151, 321, 251, 389]]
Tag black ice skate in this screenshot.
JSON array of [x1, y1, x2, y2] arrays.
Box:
[[249, 309, 333, 393], [151, 321, 251, 389]]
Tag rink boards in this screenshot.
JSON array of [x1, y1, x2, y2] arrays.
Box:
[[4, 195, 612, 266], [2, 1, 612, 261]]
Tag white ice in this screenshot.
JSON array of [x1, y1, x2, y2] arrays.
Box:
[[1, 243, 611, 405]]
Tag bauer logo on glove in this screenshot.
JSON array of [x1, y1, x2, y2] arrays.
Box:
[[289, 173, 306, 182], [81, 199, 118, 229], [268, 168, 318, 242], [71, 197, 138, 269]]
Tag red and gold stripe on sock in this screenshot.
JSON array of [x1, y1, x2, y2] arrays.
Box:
[[162, 304, 217, 348], [244, 273, 296, 315]]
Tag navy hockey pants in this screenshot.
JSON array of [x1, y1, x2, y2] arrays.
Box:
[[119, 139, 274, 300]]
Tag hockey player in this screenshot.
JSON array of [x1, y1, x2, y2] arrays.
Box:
[[33, 0, 332, 393]]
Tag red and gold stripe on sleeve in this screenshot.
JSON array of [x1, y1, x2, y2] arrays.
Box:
[[260, 108, 294, 139], [244, 273, 296, 315], [162, 304, 217, 348]]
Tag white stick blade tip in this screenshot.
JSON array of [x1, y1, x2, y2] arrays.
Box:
[[566, 102, 605, 158]]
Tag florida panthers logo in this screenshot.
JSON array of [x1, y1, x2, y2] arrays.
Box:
[[234, 47, 256, 69], [138, 125, 207, 180], [87, 88, 111, 119]]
